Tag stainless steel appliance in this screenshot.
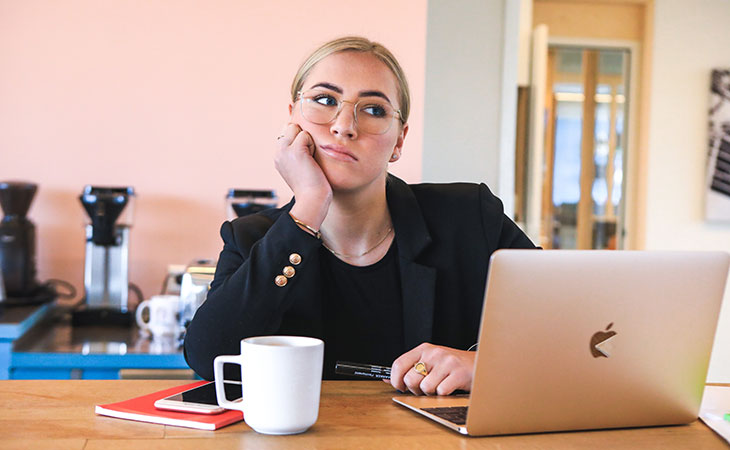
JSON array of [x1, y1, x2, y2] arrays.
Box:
[[0, 266, 6, 305], [179, 260, 215, 332], [0, 181, 55, 305], [72, 186, 135, 326]]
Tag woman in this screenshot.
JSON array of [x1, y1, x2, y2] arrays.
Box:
[[184, 36, 536, 396]]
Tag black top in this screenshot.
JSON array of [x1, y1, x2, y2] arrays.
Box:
[[184, 174, 537, 381], [321, 242, 404, 379]]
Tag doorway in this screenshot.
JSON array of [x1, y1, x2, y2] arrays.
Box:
[[545, 46, 631, 249]]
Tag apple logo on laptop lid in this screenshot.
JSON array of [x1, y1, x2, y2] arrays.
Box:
[[590, 323, 617, 358]]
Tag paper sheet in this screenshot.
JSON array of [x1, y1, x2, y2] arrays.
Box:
[[699, 385, 730, 444]]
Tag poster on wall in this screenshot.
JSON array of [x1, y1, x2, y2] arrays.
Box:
[[707, 69, 730, 222]]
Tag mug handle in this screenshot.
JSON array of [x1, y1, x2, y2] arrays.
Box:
[[213, 355, 244, 411], [135, 300, 151, 331]]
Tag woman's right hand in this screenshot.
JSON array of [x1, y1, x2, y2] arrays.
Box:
[[274, 123, 332, 230]]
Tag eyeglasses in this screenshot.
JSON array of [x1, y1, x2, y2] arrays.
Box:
[[297, 89, 403, 135]]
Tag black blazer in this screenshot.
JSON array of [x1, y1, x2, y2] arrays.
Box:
[[184, 175, 536, 380]]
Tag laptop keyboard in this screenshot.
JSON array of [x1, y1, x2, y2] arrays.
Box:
[[422, 406, 468, 425]]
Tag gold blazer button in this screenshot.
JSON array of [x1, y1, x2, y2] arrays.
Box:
[[289, 253, 302, 265], [274, 275, 288, 287], [283, 266, 296, 278]]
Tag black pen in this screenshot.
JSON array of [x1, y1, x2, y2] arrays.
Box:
[[335, 361, 391, 380]]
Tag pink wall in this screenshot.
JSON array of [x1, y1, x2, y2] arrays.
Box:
[[0, 1, 427, 304]]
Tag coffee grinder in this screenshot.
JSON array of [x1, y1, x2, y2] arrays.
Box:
[[72, 186, 135, 326], [0, 181, 55, 305]]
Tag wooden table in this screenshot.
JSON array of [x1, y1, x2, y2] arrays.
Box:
[[0, 380, 727, 449]]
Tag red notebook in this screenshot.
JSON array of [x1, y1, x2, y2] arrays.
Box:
[[95, 381, 244, 430]]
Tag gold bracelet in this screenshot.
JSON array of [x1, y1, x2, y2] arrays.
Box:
[[289, 213, 321, 240]]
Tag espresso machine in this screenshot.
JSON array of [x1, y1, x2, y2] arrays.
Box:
[[226, 189, 278, 220], [0, 181, 55, 305], [173, 189, 276, 338], [179, 259, 216, 336], [72, 186, 135, 326]]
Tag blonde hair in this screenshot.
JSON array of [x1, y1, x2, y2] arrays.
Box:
[[290, 36, 410, 124]]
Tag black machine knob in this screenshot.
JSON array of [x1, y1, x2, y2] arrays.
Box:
[[0, 181, 37, 220], [79, 186, 133, 246], [227, 189, 278, 218]]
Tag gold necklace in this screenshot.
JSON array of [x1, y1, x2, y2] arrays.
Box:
[[322, 227, 393, 258]]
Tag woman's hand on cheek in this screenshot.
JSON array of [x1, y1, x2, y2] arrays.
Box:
[[386, 343, 475, 396], [274, 123, 332, 229]]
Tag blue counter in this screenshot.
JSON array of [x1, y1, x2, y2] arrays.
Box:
[[0, 303, 53, 379], [7, 305, 191, 379]]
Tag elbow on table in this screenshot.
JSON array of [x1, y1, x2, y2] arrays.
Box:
[[183, 333, 215, 381]]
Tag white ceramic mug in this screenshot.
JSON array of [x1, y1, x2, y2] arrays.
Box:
[[135, 295, 182, 338], [213, 335, 324, 435]]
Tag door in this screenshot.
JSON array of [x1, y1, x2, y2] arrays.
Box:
[[519, 37, 632, 250]]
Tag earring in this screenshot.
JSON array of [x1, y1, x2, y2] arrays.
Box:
[[390, 154, 400, 162]]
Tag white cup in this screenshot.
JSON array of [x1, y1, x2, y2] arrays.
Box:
[[135, 295, 182, 339], [213, 335, 324, 435]]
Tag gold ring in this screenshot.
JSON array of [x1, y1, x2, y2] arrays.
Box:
[[414, 362, 428, 376]]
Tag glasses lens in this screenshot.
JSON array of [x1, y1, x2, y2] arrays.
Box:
[[301, 90, 338, 125], [356, 101, 396, 134], [299, 90, 398, 134]]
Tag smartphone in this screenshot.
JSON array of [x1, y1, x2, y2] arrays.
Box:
[[154, 381, 242, 415]]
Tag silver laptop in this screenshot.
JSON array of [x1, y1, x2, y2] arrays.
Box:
[[393, 250, 730, 436]]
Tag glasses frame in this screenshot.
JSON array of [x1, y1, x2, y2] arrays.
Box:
[[296, 90, 404, 135]]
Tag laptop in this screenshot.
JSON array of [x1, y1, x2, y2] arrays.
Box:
[[393, 250, 730, 436]]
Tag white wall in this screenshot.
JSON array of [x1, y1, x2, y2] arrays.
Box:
[[645, 0, 730, 382], [422, 0, 520, 214]]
